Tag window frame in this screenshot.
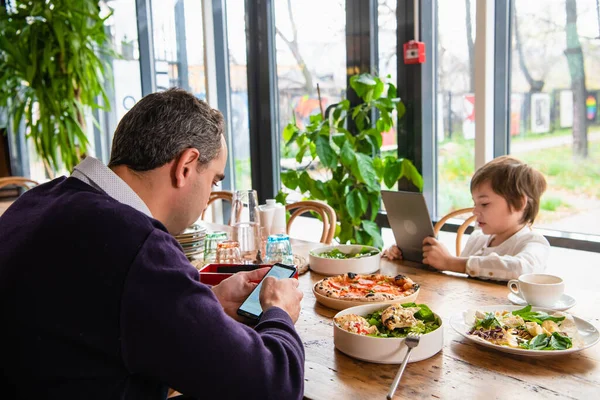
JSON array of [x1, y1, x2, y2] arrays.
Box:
[[5, 0, 599, 252], [136, 0, 156, 96], [428, 0, 600, 253], [245, 0, 280, 204], [204, 0, 234, 193]]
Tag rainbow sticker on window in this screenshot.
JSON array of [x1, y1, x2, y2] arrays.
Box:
[[587, 95, 597, 122]]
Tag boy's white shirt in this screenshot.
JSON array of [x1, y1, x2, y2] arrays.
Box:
[[462, 225, 550, 281]]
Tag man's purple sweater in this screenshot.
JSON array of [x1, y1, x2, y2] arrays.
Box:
[[0, 177, 305, 399]]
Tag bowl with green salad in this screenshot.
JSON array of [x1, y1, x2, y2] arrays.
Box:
[[309, 245, 381, 276], [333, 302, 443, 364]]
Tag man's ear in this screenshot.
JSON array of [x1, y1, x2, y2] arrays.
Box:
[[173, 148, 200, 188]]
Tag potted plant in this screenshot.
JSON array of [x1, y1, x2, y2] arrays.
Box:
[[0, 1, 116, 176], [277, 73, 423, 248]]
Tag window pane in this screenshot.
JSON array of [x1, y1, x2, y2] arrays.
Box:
[[25, 0, 142, 179], [275, 0, 346, 200], [378, 0, 398, 178], [436, 0, 476, 219], [226, 0, 252, 190], [378, 0, 397, 81], [152, 0, 205, 94], [509, 0, 600, 235], [183, 0, 207, 98], [106, 0, 142, 123]]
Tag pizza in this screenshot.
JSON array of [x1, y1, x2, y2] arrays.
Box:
[[314, 273, 419, 302]]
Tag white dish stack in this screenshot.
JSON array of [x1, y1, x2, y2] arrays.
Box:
[[174, 223, 208, 260]]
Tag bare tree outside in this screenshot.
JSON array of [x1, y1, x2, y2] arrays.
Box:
[[597, 0, 600, 39], [275, 0, 314, 94], [513, 3, 545, 93], [436, 0, 600, 235], [465, 0, 475, 93], [565, 0, 589, 158]]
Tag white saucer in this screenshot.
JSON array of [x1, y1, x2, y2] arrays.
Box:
[[507, 292, 576, 311]]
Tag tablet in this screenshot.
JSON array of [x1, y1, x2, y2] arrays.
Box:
[[381, 190, 435, 263]]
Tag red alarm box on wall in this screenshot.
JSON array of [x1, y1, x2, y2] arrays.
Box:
[[403, 40, 426, 64]]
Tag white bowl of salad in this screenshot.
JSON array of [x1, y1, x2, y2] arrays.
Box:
[[309, 245, 381, 276], [333, 302, 443, 364]]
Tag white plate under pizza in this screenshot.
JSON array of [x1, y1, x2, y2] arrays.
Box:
[[312, 272, 420, 310]]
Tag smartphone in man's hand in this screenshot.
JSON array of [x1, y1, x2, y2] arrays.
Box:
[[237, 263, 297, 321]]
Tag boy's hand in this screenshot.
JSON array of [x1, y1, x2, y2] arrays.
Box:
[[382, 245, 402, 260], [422, 237, 452, 270], [422, 237, 468, 273]]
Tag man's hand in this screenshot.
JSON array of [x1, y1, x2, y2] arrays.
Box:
[[211, 268, 269, 322], [259, 276, 303, 323], [382, 245, 403, 260]]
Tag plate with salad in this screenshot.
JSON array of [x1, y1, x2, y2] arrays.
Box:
[[309, 244, 381, 276], [333, 302, 443, 363], [450, 305, 599, 356]]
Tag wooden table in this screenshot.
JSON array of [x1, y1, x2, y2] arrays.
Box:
[[203, 223, 600, 399]]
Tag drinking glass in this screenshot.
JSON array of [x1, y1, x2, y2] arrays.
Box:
[[230, 190, 261, 227], [216, 240, 242, 264], [230, 190, 262, 263], [263, 233, 294, 265], [203, 231, 228, 263]]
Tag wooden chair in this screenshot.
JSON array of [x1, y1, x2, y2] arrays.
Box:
[[433, 207, 476, 256], [285, 200, 337, 244], [201, 190, 234, 223], [0, 177, 39, 190], [0, 177, 39, 217]]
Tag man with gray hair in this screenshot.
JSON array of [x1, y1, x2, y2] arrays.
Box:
[[0, 89, 305, 399]]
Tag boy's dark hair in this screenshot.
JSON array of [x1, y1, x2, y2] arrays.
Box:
[[108, 88, 224, 171], [470, 155, 547, 224]]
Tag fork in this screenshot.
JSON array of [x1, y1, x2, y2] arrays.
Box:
[[386, 332, 422, 400]]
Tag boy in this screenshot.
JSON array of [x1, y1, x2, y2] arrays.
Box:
[[385, 156, 549, 281]]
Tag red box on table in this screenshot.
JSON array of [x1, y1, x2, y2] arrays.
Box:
[[197, 263, 298, 285]]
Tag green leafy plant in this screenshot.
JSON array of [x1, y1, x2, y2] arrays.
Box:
[[0, 1, 116, 175], [277, 73, 423, 248]]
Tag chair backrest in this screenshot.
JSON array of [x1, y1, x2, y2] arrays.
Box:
[[433, 207, 477, 256], [285, 200, 337, 244], [0, 177, 39, 191], [201, 190, 234, 223]]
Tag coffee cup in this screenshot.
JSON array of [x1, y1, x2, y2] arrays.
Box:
[[507, 273, 564, 308]]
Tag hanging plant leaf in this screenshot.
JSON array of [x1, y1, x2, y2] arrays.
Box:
[[361, 220, 383, 249], [315, 134, 337, 170], [281, 170, 299, 190], [353, 153, 378, 191], [399, 158, 424, 191], [277, 72, 422, 248], [311, 180, 327, 200], [397, 101, 406, 120], [340, 140, 355, 168], [373, 80, 385, 100], [298, 171, 312, 194], [0, 1, 118, 174], [283, 123, 299, 144], [331, 133, 346, 149], [346, 189, 368, 220], [295, 144, 308, 163], [384, 159, 402, 189]]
